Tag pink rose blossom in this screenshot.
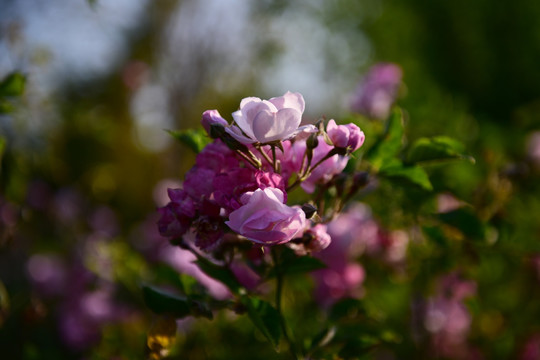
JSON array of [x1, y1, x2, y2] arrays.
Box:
[[225, 91, 315, 144], [326, 119, 365, 152], [226, 188, 306, 245]]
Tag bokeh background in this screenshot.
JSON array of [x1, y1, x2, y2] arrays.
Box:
[[1, 0, 540, 359]]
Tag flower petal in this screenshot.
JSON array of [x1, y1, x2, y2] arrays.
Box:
[[252, 108, 301, 143], [231, 110, 256, 140], [225, 125, 256, 144], [269, 91, 305, 114]]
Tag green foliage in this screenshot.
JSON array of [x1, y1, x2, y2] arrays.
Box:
[[438, 207, 486, 241], [0, 137, 5, 171], [407, 136, 475, 165], [0, 72, 25, 114], [0, 73, 25, 98], [379, 164, 433, 191], [166, 129, 211, 154], [142, 285, 213, 320], [240, 296, 282, 349], [267, 248, 326, 278], [365, 108, 404, 171], [194, 255, 243, 295]]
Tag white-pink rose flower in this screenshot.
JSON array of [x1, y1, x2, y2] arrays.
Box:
[[225, 188, 306, 245], [225, 91, 316, 144]]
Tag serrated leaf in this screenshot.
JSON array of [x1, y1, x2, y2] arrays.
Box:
[[241, 296, 282, 349], [0, 73, 25, 97], [166, 128, 211, 153], [365, 108, 404, 170], [407, 136, 475, 165], [194, 255, 243, 295], [379, 164, 433, 191], [142, 285, 212, 319], [438, 207, 485, 240]]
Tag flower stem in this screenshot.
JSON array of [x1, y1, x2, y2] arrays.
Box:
[[255, 144, 274, 169], [235, 150, 261, 169], [271, 145, 278, 173], [271, 248, 301, 360]]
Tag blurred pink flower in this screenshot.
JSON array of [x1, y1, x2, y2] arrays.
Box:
[[350, 63, 402, 119], [520, 334, 540, 360], [424, 273, 477, 359]]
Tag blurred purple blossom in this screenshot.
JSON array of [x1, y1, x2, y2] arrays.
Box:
[[350, 63, 402, 119], [424, 273, 477, 359]]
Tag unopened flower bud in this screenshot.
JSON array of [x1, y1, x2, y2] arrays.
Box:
[[306, 133, 319, 150], [301, 203, 318, 219], [347, 171, 369, 197], [352, 171, 369, 188], [210, 123, 226, 139], [221, 132, 249, 153], [326, 119, 365, 152], [202, 110, 228, 137]]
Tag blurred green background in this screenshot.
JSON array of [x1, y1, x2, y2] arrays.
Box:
[[1, 0, 540, 359]]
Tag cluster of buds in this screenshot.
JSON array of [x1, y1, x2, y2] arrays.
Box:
[[158, 92, 366, 254]]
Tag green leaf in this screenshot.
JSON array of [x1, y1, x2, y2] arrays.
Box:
[[194, 255, 243, 295], [338, 335, 379, 358], [0, 137, 6, 165], [438, 207, 485, 240], [379, 164, 433, 191], [365, 108, 404, 170], [268, 249, 326, 277], [166, 128, 211, 153], [241, 296, 282, 349], [142, 285, 213, 319], [0, 73, 25, 97], [407, 136, 475, 165], [422, 226, 449, 248], [329, 298, 366, 321], [0, 99, 14, 114]]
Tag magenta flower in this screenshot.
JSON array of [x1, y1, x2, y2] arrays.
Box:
[[225, 91, 315, 144], [326, 119, 365, 152], [226, 188, 306, 245], [157, 189, 196, 238], [201, 109, 229, 136]]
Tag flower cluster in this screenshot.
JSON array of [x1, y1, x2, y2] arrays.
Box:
[[158, 91, 365, 252]]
